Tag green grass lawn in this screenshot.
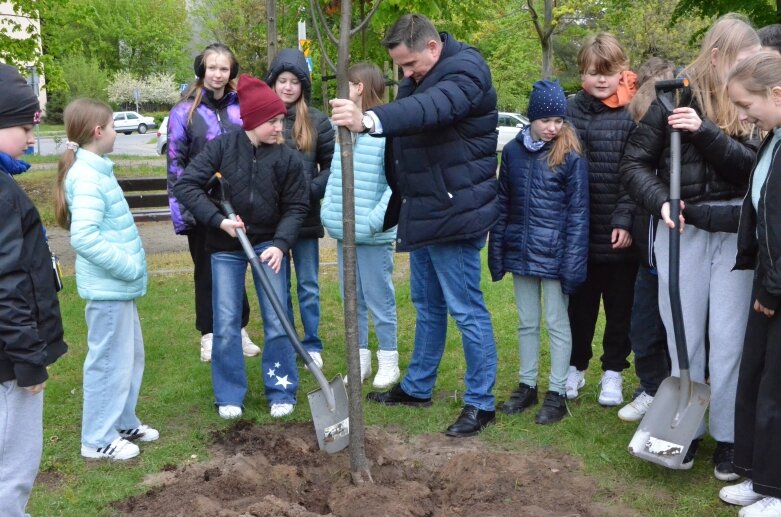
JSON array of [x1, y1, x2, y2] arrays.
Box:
[[14, 160, 737, 516]]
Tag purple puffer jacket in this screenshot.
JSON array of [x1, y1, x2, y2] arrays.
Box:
[[166, 89, 242, 234]]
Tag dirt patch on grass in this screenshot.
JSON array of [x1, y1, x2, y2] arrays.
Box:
[[116, 422, 635, 516]]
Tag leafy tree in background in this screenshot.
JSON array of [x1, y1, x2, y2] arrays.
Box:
[[672, 0, 780, 27]]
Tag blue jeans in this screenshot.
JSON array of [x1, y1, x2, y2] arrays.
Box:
[[285, 238, 322, 353], [337, 242, 398, 351], [212, 242, 297, 406], [513, 275, 571, 395], [629, 267, 670, 396], [82, 300, 144, 448], [401, 236, 497, 411]]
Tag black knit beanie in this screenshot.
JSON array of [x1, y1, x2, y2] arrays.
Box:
[[0, 64, 41, 130]]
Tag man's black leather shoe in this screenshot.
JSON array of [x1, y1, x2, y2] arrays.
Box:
[[366, 383, 432, 407], [499, 383, 538, 414], [534, 391, 567, 425], [445, 405, 495, 437]]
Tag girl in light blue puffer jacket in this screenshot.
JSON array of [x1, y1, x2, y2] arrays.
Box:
[[54, 98, 157, 462], [321, 63, 400, 389]]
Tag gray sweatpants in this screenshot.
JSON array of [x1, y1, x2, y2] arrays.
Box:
[[654, 220, 753, 442], [0, 380, 43, 517]]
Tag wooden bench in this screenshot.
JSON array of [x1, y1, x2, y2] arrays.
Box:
[[118, 177, 171, 222]]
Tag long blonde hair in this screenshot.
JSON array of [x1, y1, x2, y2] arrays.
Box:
[[291, 97, 316, 153], [682, 13, 760, 136], [54, 98, 113, 229], [548, 122, 582, 168], [183, 45, 238, 126]]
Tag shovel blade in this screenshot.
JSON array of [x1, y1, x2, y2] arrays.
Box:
[[307, 375, 350, 454], [628, 375, 710, 469]]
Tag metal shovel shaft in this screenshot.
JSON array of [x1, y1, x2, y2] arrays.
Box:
[[668, 129, 691, 426], [227, 214, 337, 413]]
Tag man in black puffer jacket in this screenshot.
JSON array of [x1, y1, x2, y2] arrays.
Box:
[[331, 13, 499, 438]]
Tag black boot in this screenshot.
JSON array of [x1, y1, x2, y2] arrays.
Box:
[[366, 383, 432, 407], [445, 405, 495, 437], [499, 383, 538, 415], [534, 391, 567, 425]]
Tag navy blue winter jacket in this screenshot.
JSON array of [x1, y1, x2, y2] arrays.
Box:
[[488, 133, 590, 295], [371, 32, 499, 251]]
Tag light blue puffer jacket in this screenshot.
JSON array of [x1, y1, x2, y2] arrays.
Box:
[[321, 134, 396, 244], [65, 149, 147, 300]]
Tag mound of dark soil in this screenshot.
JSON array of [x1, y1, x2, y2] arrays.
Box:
[[116, 422, 634, 516]]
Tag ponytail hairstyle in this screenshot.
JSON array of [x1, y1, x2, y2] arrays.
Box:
[[548, 122, 582, 169], [728, 50, 781, 97], [628, 57, 676, 123], [682, 13, 760, 137], [54, 98, 113, 229], [183, 43, 239, 126], [347, 62, 385, 111]]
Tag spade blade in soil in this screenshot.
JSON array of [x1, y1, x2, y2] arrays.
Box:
[[627, 374, 710, 469], [307, 374, 350, 454]]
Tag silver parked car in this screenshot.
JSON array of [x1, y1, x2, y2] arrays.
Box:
[[496, 112, 529, 153], [113, 111, 157, 135], [156, 116, 168, 155]]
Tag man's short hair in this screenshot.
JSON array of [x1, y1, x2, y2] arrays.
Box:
[[381, 14, 440, 52], [759, 24, 781, 54]]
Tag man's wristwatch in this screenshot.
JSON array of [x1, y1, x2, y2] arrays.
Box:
[[360, 113, 374, 134]]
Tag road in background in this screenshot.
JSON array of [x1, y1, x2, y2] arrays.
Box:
[[34, 132, 159, 156]]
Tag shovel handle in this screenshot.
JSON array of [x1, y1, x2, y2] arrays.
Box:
[[668, 129, 689, 372]]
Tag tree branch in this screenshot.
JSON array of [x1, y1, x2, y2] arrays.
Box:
[[308, 0, 337, 73], [349, 0, 381, 37], [310, 0, 338, 47], [526, 0, 545, 42]]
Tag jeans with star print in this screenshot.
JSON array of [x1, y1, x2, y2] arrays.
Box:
[[211, 241, 298, 408]]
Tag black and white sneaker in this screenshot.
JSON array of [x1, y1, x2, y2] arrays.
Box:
[[119, 424, 159, 443], [81, 437, 140, 460], [713, 441, 740, 481]]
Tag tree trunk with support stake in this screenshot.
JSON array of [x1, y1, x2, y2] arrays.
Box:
[[336, 0, 372, 486], [267, 0, 277, 66]]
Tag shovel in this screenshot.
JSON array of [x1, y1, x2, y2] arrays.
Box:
[[627, 79, 711, 469], [207, 172, 350, 454]]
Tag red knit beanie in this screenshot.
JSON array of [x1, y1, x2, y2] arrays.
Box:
[[237, 74, 286, 130]]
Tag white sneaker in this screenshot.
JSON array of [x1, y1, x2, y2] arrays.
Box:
[[119, 424, 160, 442], [218, 405, 242, 419], [81, 437, 140, 460], [270, 403, 294, 418], [240, 328, 261, 357], [373, 350, 400, 389], [721, 480, 764, 506], [308, 351, 323, 369], [200, 333, 213, 362], [617, 391, 654, 422], [565, 366, 586, 399], [598, 370, 624, 406], [344, 349, 372, 386], [740, 497, 781, 517]]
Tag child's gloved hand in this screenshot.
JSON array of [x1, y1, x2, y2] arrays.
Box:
[[260, 246, 283, 273]]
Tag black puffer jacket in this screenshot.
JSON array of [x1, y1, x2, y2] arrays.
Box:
[[371, 32, 499, 251], [567, 91, 636, 263], [0, 170, 67, 387], [620, 94, 758, 222], [173, 131, 309, 254], [266, 49, 335, 239], [736, 133, 781, 310]]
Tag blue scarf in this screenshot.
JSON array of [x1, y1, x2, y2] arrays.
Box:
[[522, 127, 546, 152], [0, 151, 31, 175]]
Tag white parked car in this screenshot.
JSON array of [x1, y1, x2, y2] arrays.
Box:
[[496, 112, 529, 153], [156, 116, 168, 155], [113, 111, 157, 135]]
